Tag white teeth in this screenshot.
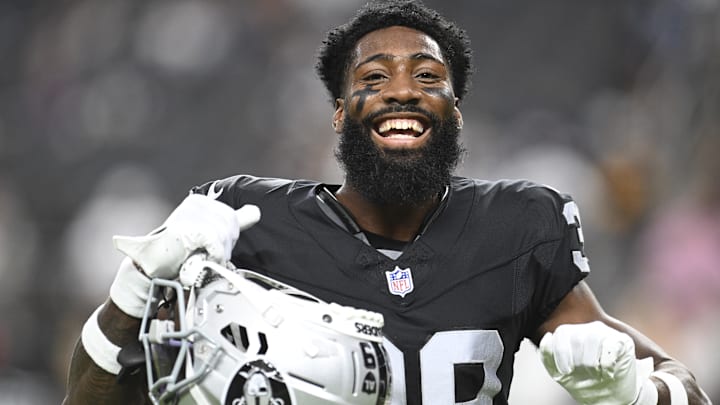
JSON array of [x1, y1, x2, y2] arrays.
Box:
[[377, 119, 425, 135]]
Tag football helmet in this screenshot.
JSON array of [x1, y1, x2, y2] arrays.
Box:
[[138, 255, 391, 405]]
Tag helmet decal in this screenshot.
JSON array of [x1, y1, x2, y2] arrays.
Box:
[[221, 323, 269, 355], [224, 359, 292, 405]]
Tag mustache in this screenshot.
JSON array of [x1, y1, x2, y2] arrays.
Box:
[[361, 105, 440, 128]]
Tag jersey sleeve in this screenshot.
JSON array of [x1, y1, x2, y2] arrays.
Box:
[[189, 176, 244, 208], [527, 190, 590, 332], [189, 175, 296, 211]]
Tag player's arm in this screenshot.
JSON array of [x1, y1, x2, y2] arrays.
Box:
[[535, 281, 711, 405], [63, 298, 148, 405], [63, 194, 259, 404]]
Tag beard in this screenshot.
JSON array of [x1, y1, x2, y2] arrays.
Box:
[[335, 105, 465, 206]]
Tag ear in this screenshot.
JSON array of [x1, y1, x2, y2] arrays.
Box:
[[453, 102, 463, 130], [332, 98, 345, 134]]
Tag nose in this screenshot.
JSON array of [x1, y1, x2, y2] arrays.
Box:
[[381, 73, 421, 105]]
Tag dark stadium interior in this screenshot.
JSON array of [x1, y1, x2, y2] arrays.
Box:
[[0, 0, 718, 402]]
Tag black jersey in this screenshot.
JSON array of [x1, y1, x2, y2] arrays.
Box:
[[191, 175, 589, 405]]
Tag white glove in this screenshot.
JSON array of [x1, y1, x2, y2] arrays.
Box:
[[540, 321, 655, 405], [108, 195, 260, 317], [113, 194, 260, 279]]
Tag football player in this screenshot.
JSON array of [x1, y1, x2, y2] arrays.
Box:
[[64, 1, 711, 404]]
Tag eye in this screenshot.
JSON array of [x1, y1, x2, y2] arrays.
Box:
[[416, 71, 440, 83], [361, 72, 387, 84]]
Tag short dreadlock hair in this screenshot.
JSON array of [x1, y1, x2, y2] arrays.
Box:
[[316, 0, 473, 104]]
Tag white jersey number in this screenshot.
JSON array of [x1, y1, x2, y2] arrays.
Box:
[[562, 201, 590, 273], [384, 330, 504, 404]]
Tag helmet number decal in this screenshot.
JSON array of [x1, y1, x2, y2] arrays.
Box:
[[360, 342, 377, 369], [358, 342, 390, 399]]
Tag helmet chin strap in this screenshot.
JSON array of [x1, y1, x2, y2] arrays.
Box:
[[181, 276, 214, 405], [184, 283, 197, 396], [180, 253, 202, 398]]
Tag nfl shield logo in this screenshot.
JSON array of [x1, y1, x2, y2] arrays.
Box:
[[385, 266, 414, 298]]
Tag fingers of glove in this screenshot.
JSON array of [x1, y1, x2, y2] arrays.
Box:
[[115, 196, 235, 272], [171, 194, 241, 243], [183, 205, 261, 263], [236, 204, 261, 232], [541, 323, 642, 405], [569, 325, 606, 373], [115, 197, 261, 277], [203, 241, 227, 264], [551, 329, 577, 375], [566, 321, 634, 377], [599, 332, 635, 378], [540, 331, 582, 378], [113, 232, 186, 279], [539, 332, 562, 378], [541, 322, 617, 376], [166, 195, 240, 234]]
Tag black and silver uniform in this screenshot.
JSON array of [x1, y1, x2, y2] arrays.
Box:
[[192, 175, 589, 405]]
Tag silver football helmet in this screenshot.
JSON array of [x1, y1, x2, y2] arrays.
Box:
[[138, 255, 391, 405]]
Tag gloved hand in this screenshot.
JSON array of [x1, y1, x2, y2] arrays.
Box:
[[113, 194, 260, 278], [83, 194, 261, 376], [540, 321, 656, 405], [109, 194, 260, 317]]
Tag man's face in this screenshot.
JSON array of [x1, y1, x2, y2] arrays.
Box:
[[333, 26, 464, 206]]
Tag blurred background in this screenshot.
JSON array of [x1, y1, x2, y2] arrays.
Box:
[[1, 0, 718, 403]]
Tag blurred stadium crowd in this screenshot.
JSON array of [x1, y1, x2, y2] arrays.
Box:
[[0, 0, 718, 403]]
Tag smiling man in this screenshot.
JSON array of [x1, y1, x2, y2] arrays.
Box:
[[64, 1, 711, 404], [333, 26, 464, 212]]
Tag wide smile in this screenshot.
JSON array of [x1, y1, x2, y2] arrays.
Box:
[[370, 114, 431, 148]]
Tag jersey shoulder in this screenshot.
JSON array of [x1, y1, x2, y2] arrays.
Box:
[[456, 177, 577, 243], [190, 175, 320, 209]]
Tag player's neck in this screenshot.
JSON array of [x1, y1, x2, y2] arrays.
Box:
[[334, 183, 440, 242]]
